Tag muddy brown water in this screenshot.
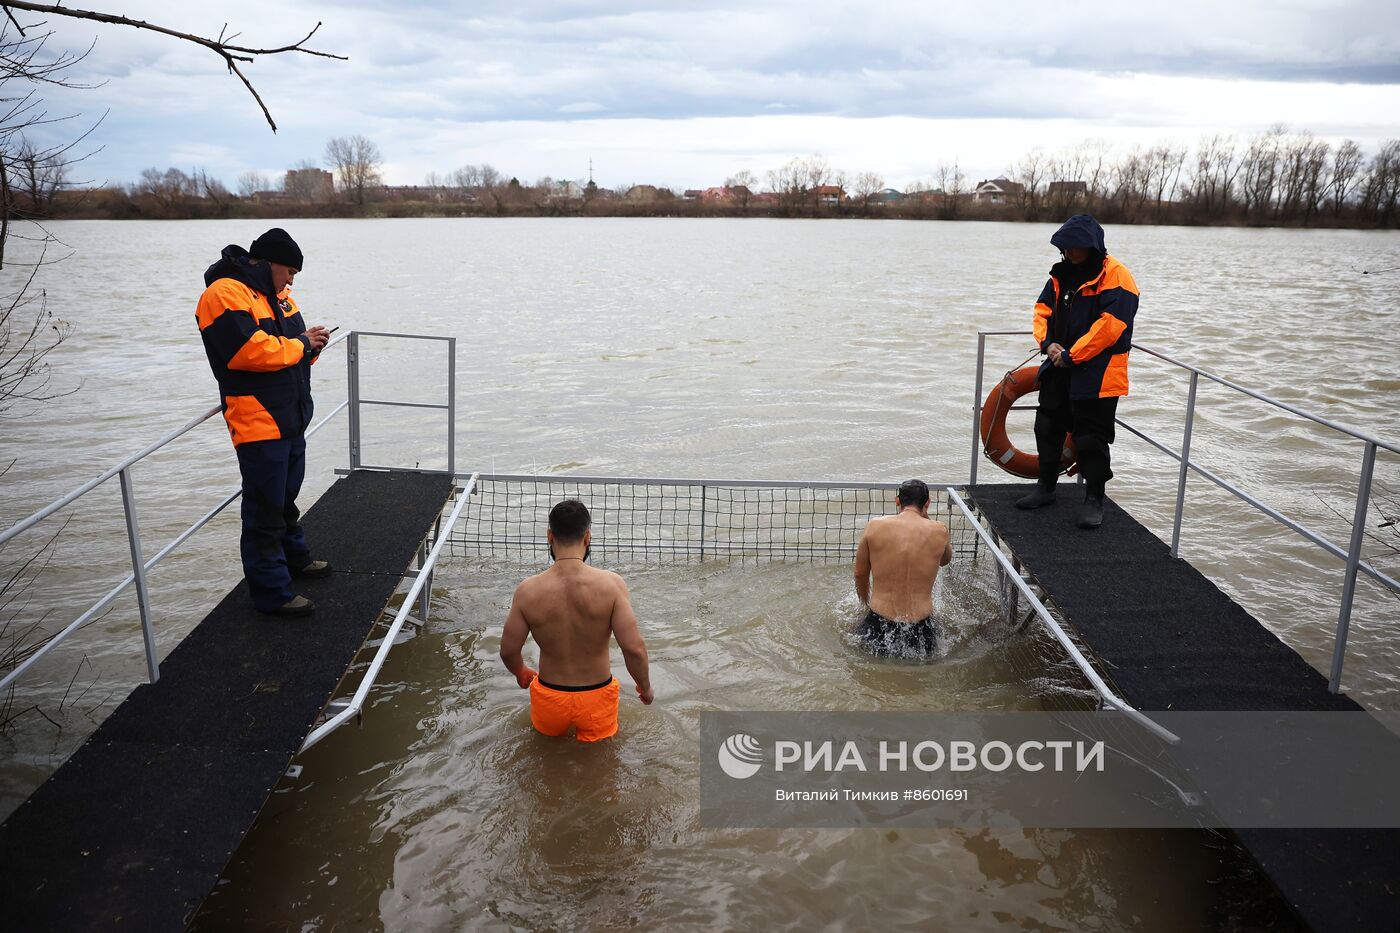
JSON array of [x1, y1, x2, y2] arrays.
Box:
[[3, 218, 1396, 929]]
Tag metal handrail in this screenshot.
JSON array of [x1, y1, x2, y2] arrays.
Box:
[[946, 487, 1179, 744], [1132, 343, 1400, 457], [299, 472, 478, 752], [0, 328, 463, 695], [971, 331, 1399, 694], [0, 399, 350, 694], [345, 331, 456, 475]]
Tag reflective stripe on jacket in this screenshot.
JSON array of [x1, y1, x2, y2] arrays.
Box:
[[196, 247, 314, 446], [1032, 255, 1139, 400]]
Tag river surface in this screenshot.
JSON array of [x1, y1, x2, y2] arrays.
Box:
[[2, 218, 1398, 930]]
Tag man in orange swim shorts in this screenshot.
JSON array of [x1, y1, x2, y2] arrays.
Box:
[[499, 499, 653, 741]]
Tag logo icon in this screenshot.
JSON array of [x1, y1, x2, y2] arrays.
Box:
[[718, 733, 763, 779]]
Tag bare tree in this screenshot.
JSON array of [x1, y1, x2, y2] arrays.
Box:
[[1110, 147, 1152, 223], [130, 166, 195, 214], [10, 141, 67, 216], [1297, 136, 1331, 225], [0, 242, 73, 416], [476, 164, 506, 213], [1185, 134, 1238, 220], [1360, 139, 1400, 225], [192, 167, 231, 214], [1009, 148, 1047, 219], [1240, 126, 1286, 219], [325, 134, 382, 205], [766, 156, 806, 215], [852, 170, 884, 214], [1329, 139, 1365, 216], [1145, 142, 1187, 222], [0, 2, 344, 132], [236, 170, 270, 198], [935, 160, 965, 219]]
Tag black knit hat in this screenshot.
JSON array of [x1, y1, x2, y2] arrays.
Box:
[[249, 227, 304, 270]]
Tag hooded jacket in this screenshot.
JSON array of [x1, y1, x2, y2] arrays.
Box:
[[1032, 214, 1139, 400], [195, 245, 315, 447]]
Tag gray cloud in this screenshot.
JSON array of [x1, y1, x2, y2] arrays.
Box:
[[16, 0, 1400, 186]]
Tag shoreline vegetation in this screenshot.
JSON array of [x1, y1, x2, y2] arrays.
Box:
[[15, 128, 1400, 230]]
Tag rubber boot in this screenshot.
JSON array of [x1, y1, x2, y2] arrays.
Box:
[[1015, 474, 1058, 510], [1078, 493, 1104, 529]]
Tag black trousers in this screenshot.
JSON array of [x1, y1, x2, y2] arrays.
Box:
[[1034, 381, 1118, 497], [235, 436, 312, 610]]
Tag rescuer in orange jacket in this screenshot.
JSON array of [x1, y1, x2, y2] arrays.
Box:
[[1016, 214, 1139, 529], [196, 228, 333, 615]]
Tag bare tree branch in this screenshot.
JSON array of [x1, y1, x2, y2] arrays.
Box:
[[0, 2, 346, 132]]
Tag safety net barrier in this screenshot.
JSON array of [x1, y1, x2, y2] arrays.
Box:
[[445, 474, 980, 563]]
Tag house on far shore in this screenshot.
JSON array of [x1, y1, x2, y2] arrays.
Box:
[[698, 186, 733, 202], [812, 184, 845, 205], [682, 189, 702, 200], [1047, 180, 1089, 202], [972, 177, 1024, 204], [625, 184, 660, 203], [873, 188, 903, 204]]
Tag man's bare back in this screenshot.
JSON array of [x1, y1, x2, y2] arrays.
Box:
[[854, 493, 953, 623], [504, 560, 649, 691]]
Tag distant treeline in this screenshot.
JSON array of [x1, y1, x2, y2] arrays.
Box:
[[15, 126, 1400, 229]]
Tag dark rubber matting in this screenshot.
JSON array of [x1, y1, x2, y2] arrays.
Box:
[[969, 483, 1398, 933], [0, 469, 453, 930]]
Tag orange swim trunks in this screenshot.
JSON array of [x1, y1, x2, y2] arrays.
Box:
[[528, 676, 620, 742]]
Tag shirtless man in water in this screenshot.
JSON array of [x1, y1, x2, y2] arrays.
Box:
[[853, 479, 954, 657], [500, 499, 653, 741]]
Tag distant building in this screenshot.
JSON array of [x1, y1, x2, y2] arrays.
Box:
[[811, 184, 845, 205], [625, 184, 660, 203], [726, 184, 753, 201], [682, 189, 702, 200], [873, 188, 903, 204], [972, 177, 1024, 204], [1047, 180, 1089, 201], [698, 186, 732, 202], [284, 167, 334, 201]]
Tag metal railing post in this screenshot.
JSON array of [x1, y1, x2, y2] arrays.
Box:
[[1329, 441, 1377, 693], [970, 332, 986, 486], [446, 336, 457, 476], [347, 331, 361, 470], [699, 484, 708, 560], [416, 540, 431, 621], [118, 468, 160, 684], [1170, 371, 1199, 557]]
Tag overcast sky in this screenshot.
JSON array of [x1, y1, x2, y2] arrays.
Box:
[[22, 0, 1400, 191]]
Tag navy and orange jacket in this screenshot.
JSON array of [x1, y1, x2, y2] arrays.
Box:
[[196, 245, 315, 447], [1032, 214, 1139, 400]]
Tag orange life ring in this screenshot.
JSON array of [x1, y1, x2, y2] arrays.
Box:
[[979, 365, 1077, 479]]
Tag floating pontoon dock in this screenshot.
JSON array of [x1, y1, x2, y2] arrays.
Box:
[[0, 469, 455, 929], [966, 484, 1396, 933], [962, 330, 1400, 933]]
